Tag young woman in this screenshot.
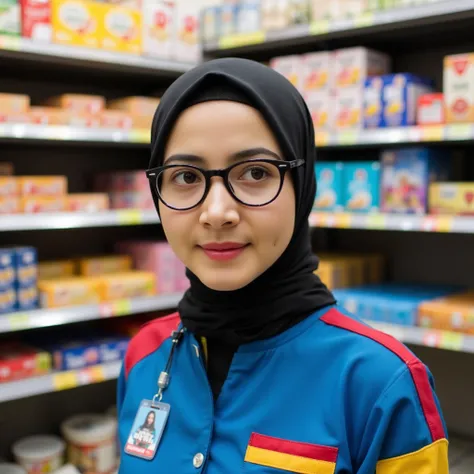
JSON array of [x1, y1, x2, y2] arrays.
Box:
[[132, 410, 156, 449], [117, 58, 449, 474]]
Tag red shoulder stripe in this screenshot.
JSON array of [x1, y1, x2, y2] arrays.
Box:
[[124, 312, 180, 379], [321, 308, 445, 442]]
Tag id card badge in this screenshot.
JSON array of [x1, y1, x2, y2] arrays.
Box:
[[124, 399, 170, 460]]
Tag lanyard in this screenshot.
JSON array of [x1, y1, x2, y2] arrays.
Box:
[[152, 327, 185, 406]]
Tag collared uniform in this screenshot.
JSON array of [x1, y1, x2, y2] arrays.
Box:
[[117, 305, 449, 474]]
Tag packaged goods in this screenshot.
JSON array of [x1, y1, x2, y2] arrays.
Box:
[[98, 271, 156, 301], [39, 277, 102, 308], [0, 162, 14, 175], [270, 54, 303, 91], [18, 176, 67, 197], [0, 0, 20, 35], [174, 1, 200, 62], [235, 1, 260, 33], [310, 0, 334, 21], [44, 93, 105, 115], [67, 193, 110, 212], [305, 91, 332, 131], [201, 5, 218, 41], [0, 177, 19, 196], [364, 76, 384, 128], [38, 260, 75, 280], [313, 162, 344, 211], [52, 0, 101, 48], [77, 255, 132, 276], [302, 52, 332, 92], [94, 170, 148, 192], [417, 93, 445, 125], [61, 414, 117, 474], [21, 196, 68, 213], [429, 183, 474, 215], [0, 287, 16, 313], [444, 52, 474, 123], [14, 246, 37, 288], [98, 336, 129, 363], [343, 162, 380, 212], [261, 0, 290, 30], [69, 114, 100, 128], [0, 247, 15, 291], [219, 2, 237, 36], [0, 343, 51, 382], [333, 86, 364, 129], [0, 197, 21, 214], [380, 147, 450, 214], [12, 436, 65, 474], [109, 191, 154, 210], [0, 93, 30, 113], [108, 96, 160, 116], [142, 0, 174, 58], [29, 107, 71, 125], [0, 112, 30, 124], [20, 0, 52, 41], [99, 110, 132, 129], [50, 340, 100, 370]]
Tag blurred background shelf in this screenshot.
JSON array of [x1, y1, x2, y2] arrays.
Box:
[[0, 293, 183, 334]]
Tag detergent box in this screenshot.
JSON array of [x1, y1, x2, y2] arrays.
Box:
[[313, 162, 344, 211], [382, 73, 433, 127], [417, 93, 445, 125], [364, 76, 384, 128], [343, 162, 380, 213], [98, 336, 129, 363], [380, 148, 450, 214]]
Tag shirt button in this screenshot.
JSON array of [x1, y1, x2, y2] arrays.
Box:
[[193, 453, 204, 468]]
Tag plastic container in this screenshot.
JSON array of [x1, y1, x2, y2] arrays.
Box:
[[12, 435, 65, 473], [61, 414, 118, 474], [0, 464, 28, 474]]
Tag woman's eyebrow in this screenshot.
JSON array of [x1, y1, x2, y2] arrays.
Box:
[[230, 147, 282, 161], [164, 154, 204, 165]]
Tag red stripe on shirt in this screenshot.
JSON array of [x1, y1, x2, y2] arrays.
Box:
[[321, 308, 445, 442], [124, 312, 180, 379], [249, 433, 338, 463]]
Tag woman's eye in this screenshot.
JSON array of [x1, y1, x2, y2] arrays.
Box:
[[173, 170, 200, 184], [241, 167, 269, 181]]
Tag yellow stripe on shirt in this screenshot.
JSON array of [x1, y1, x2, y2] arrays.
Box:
[[376, 438, 449, 474]]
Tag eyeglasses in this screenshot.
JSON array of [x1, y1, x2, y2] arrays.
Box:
[[146, 158, 305, 211]]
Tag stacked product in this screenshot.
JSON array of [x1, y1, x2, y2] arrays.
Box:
[[429, 182, 474, 216], [1, 0, 201, 62]]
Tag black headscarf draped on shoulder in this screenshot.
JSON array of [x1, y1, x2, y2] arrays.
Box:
[[150, 58, 335, 345]]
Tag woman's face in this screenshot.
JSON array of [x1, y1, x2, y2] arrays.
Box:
[[147, 412, 155, 425], [160, 100, 296, 291]]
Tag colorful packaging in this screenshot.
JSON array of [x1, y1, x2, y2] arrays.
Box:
[[98, 271, 156, 301], [21, 196, 68, 213], [174, 1, 200, 63], [109, 191, 154, 210], [0, 112, 31, 124], [52, 0, 101, 48], [380, 147, 450, 214], [13, 435, 65, 474], [444, 52, 474, 123], [0, 93, 30, 113], [39, 277, 102, 308], [333, 86, 364, 129], [94, 170, 148, 192], [142, 0, 174, 58], [236, 1, 260, 33], [417, 93, 445, 125], [108, 96, 160, 117], [0, 197, 21, 214], [18, 176, 67, 197], [50, 340, 100, 370], [332, 47, 391, 89], [201, 5, 218, 41], [38, 260, 75, 280], [77, 255, 132, 276], [313, 162, 344, 211], [302, 52, 332, 92], [0, 0, 20, 35], [429, 183, 474, 216], [0, 177, 19, 196], [98, 337, 129, 363], [218, 2, 237, 36], [20, 0, 52, 41], [0, 248, 15, 291], [310, 0, 334, 21], [382, 73, 433, 127], [0, 287, 16, 313], [270, 55, 303, 92], [98, 110, 132, 129], [364, 76, 384, 128], [343, 162, 380, 212], [14, 246, 38, 289], [67, 193, 110, 212], [305, 91, 332, 131], [29, 107, 71, 125], [0, 343, 51, 382], [44, 93, 105, 115]]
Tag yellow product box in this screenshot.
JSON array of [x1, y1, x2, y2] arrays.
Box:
[[52, 0, 101, 49], [98, 271, 155, 301], [38, 260, 76, 281], [18, 176, 67, 197], [0, 177, 19, 196], [100, 4, 142, 55], [319, 253, 365, 287], [305, 91, 332, 131], [67, 193, 110, 212], [0, 93, 30, 113], [29, 107, 72, 125], [108, 96, 160, 117], [44, 93, 105, 115], [77, 255, 132, 276], [0, 197, 21, 214], [316, 261, 349, 289], [21, 196, 68, 213], [429, 183, 474, 216], [39, 277, 102, 308], [99, 110, 133, 129]]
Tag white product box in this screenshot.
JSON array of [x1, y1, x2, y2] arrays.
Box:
[[270, 54, 304, 92], [236, 0, 260, 33], [174, 1, 201, 63], [261, 0, 290, 31], [332, 46, 391, 88], [332, 86, 364, 129], [301, 51, 332, 92], [142, 0, 175, 59], [310, 0, 333, 21], [305, 90, 332, 131]]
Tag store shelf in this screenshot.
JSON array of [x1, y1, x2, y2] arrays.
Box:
[[0, 35, 193, 78], [0, 361, 121, 403], [0, 293, 183, 334], [0, 123, 150, 146], [310, 212, 474, 234], [204, 0, 474, 54], [369, 321, 474, 354], [0, 210, 160, 231]]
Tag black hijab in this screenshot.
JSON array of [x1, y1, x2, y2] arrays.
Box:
[[150, 58, 335, 346]]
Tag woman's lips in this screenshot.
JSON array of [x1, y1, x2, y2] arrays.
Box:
[[200, 242, 249, 262]]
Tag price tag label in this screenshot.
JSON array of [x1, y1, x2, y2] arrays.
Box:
[[117, 210, 142, 225], [446, 124, 473, 140], [309, 20, 330, 35], [420, 125, 444, 142], [8, 313, 30, 331], [367, 214, 386, 229], [53, 371, 78, 391], [422, 217, 436, 232], [112, 299, 132, 316], [315, 132, 330, 147], [423, 331, 441, 348], [0, 35, 21, 50], [338, 130, 358, 145], [129, 129, 150, 143], [440, 331, 463, 351], [435, 216, 453, 233], [219, 31, 265, 49], [353, 12, 374, 28]]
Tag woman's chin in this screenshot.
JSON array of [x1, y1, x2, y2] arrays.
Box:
[[197, 271, 255, 292]]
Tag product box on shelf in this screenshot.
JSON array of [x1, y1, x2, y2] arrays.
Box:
[[0, 176, 19, 196], [95, 169, 148, 192], [0, 93, 30, 113], [142, 0, 174, 59], [417, 93, 445, 125], [109, 191, 154, 210], [270, 54, 303, 92], [382, 73, 433, 127], [310, 0, 333, 21], [333, 86, 364, 129], [98, 271, 156, 300], [77, 255, 132, 276], [0, 343, 51, 382], [44, 93, 105, 115], [364, 76, 384, 128], [343, 161, 380, 212], [443, 52, 474, 123], [99, 110, 132, 129], [332, 47, 391, 89], [261, 0, 290, 31], [38, 260, 75, 280], [174, 1, 200, 63], [219, 2, 237, 36], [302, 52, 332, 92], [0, 0, 20, 35], [18, 176, 67, 196], [380, 147, 450, 214], [429, 183, 474, 216], [0, 111, 31, 124], [100, 3, 142, 55], [313, 162, 344, 211], [20, 0, 52, 41], [235, 1, 260, 33], [0, 197, 21, 214], [21, 196, 68, 213], [51, 0, 101, 48], [0, 287, 16, 313], [98, 336, 129, 363], [29, 106, 71, 125], [108, 96, 160, 117], [39, 277, 102, 308], [201, 5, 218, 42], [305, 91, 332, 131], [14, 246, 37, 289], [0, 248, 15, 291], [51, 340, 100, 370], [67, 193, 110, 212]]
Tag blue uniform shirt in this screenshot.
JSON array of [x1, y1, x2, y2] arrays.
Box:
[[117, 305, 449, 474]]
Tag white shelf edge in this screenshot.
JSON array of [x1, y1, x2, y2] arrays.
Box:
[[0, 293, 183, 334]]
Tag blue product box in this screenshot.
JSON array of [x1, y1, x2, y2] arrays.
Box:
[[99, 337, 130, 364], [219, 3, 238, 36], [343, 162, 380, 213], [51, 340, 101, 371], [14, 247, 38, 289], [380, 147, 450, 214], [236, 1, 260, 34], [314, 162, 344, 211], [0, 288, 16, 314], [16, 287, 39, 311], [364, 76, 384, 129], [0, 248, 15, 291], [382, 73, 434, 127]]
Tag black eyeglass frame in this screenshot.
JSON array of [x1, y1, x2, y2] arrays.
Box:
[[146, 158, 305, 211]]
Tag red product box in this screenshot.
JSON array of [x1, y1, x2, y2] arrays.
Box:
[[0, 343, 51, 383], [417, 93, 445, 125], [20, 0, 52, 42]]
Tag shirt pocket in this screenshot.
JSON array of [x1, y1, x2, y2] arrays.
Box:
[[244, 433, 338, 474]]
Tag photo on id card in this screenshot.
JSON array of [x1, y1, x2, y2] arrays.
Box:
[[124, 399, 170, 460]]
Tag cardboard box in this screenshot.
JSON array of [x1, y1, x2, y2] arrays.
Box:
[[52, 0, 101, 48], [39, 277, 102, 307], [174, 1, 200, 63], [235, 1, 260, 34], [333, 86, 364, 129], [98, 271, 155, 301], [44, 93, 105, 115], [343, 162, 380, 213], [99, 110, 132, 129], [67, 193, 110, 212], [20, 0, 52, 41], [21, 196, 68, 212], [0, 112, 30, 124], [38, 260, 75, 280], [108, 96, 160, 117], [0, 177, 19, 196], [270, 54, 303, 92], [261, 0, 290, 30], [313, 162, 344, 211], [302, 52, 332, 92], [29, 106, 71, 125], [142, 0, 174, 58], [0, 343, 51, 381], [0, 0, 20, 35], [0, 93, 30, 113], [77, 255, 132, 276], [18, 176, 67, 196], [305, 91, 332, 131], [444, 52, 474, 123], [0, 197, 20, 214], [201, 5, 218, 41], [417, 93, 445, 126], [429, 183, 474, 216], [364, 76, 384, 128], [109, 191, 155, 210]]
